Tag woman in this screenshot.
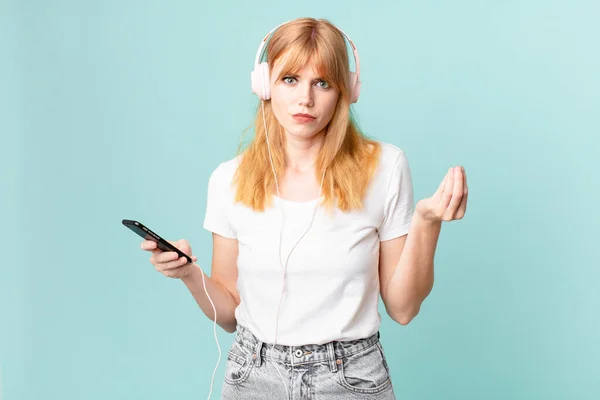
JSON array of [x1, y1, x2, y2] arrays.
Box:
[[141, 17, 468, 399]]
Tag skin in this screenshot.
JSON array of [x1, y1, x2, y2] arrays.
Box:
[[266, 55, 342, 202], [269, 56, 339, 173]]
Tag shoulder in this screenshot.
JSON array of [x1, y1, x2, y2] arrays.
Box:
[[373, 141, 410, 175], [206, 155, 243, 202], [361, 141, 411, 200], [208, 155, 242, 185]]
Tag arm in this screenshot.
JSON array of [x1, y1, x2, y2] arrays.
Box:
[[380, 166, 468, 325], [181, 233, 240, 333], [379, 213, 441, 325]]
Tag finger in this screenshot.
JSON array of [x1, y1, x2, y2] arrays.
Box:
[[172, 240, 193, 257], [439, 167, 455, 209], [152, 251, 181, 264], [455, 168, 468, 219], [436, 169, 450, 193], [456, 192, 467, 219], [141, 240, 164, 256], [172, 239, 189, 250], [158, 256, 190, 271], [141, 240, 157, 251], [434, 169, 450, 199], [446, 167, 464, 218], [463, 166, 468, 196]]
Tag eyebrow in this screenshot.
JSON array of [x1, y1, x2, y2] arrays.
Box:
[[284, 73, 327, 81]]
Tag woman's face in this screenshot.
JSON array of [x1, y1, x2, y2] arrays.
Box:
[[269, 56, 340, 141]]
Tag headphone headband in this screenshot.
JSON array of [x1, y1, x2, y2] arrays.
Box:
[[253, 20, 361, 83]]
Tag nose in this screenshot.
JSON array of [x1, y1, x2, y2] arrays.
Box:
[[297, 82, 314, 107]]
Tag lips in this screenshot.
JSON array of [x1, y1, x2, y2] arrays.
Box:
[[293, 113, 316, 119], [292, 113, 316, 123]]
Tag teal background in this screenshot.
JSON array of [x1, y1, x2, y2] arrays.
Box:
[[1, 0, 599, 399]]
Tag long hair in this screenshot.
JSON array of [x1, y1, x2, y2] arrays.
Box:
[[233, 18, 381, 213]]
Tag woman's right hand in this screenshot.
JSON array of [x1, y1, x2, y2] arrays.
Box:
[[141, 239, 198, 279]]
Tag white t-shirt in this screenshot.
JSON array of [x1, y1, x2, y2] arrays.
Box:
[[203, 141, 414, 346]]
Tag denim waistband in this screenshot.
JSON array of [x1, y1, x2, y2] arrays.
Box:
[[233, 324, 381, 371]]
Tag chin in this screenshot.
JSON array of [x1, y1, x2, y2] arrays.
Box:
[[285, 123, 326, 139], [287, 128, 322, 140]]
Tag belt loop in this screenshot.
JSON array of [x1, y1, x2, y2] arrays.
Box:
[[253, 339, 263, 367], [326, 342, 338, 373]]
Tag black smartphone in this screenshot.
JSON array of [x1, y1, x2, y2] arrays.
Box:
[[122, 219, 193, 264]]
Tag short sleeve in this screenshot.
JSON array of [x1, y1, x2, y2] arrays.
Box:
[[378, 151, 415, 241], [203, 165, 237, 239]]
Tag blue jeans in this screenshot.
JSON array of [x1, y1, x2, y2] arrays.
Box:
[[221, 324, 396, 399]]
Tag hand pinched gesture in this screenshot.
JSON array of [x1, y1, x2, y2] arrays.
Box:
[[416, 166, 468, 222]]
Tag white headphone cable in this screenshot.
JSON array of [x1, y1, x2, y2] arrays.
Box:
[[188, 261, 220, 400], [262, 100, 325, 397], [189, 101, 325, 400]]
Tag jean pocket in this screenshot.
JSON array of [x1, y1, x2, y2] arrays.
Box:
[[224, 342, 254, 385], [337, 342, 392, 394]]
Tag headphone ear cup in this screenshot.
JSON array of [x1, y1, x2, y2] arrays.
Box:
[[348, 71, 361, 104], [251, 62, 271, 100]]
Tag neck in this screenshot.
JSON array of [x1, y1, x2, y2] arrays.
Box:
[[283, 130, 324, 173]]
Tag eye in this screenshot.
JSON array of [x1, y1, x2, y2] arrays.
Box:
[[316, 80, 330, 89], [282, 76, 297, 84]]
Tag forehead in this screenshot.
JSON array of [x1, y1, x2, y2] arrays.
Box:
[[271, 48, 328, 79], [273, 60, 320, 78]]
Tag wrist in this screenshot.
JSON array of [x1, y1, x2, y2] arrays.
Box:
[[181, 263, 203, 284], [414, 202, 443, 227]]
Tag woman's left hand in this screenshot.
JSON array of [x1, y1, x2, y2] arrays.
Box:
[[415, 166, 468, 223]]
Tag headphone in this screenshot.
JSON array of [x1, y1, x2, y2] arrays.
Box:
[[250, 20, 362, 103]]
